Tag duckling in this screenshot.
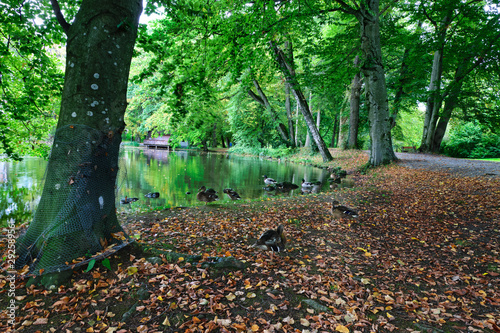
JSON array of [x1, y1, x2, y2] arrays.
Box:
[[331, 200, 358, 219], [223, 188, 241, 200], [252, 225, 286, 261], [196, 186, 219, 205], [263, 175, 277, 185], [120, 196, 139, 204], [144, 192, 160, 198]]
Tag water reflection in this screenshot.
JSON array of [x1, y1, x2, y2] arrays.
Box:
[[116, 148, 330, 212], [1, 148, 331, 223], [0, 157, 47, 226]]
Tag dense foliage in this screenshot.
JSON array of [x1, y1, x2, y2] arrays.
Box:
[[0, 1, 64, 160], [1, 0, 499, 159], [442, 121, 500, 158]]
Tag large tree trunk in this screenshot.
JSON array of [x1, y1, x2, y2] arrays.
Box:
[[356, 1, 396, 166], [420, 13, 452, 152], [15, 0, 142, 275], [420, 49, 444, 151], [270, 41, 333, 162], [348, 56, 361, 149], [430, 22, 500, 152]]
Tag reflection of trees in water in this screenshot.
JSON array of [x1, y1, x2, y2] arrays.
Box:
[[8, 148, 334, 220], [0, 177, 40, 227]]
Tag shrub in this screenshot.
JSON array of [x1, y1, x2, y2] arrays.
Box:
[[442, 121, 500, 158]]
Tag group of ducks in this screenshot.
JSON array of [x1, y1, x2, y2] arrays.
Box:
[[196, 186, 241, 204], [197, 174, 319, 205], [253, 199, 358, 259], [263, 175, 320, 190], [120, 192, 160, 204]]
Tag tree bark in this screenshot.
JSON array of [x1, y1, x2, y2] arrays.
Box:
[[285, 82, 294, 143], [331, 114, 339, 148], [295, 103, 300, 147], [284, 41, 295, 143], [348, 55, 361, 149], [304, 92, 312, 147], [338, 90, 350, 149], [16, 0, 142, 275], [356, 1, 396, 165], [270, 41, 333, 162], [420, 12, 452, 152], [247, 78, 291, 145]]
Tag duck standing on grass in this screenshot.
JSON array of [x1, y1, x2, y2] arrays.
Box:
[[196, 186, 219, 205], [252, 225, 286, 261], [331, 200, 358, 219], [223, 188, 241, 200]]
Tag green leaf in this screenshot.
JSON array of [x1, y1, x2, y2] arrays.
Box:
[[85, 259, 96, 272], [102, 258, 111, 270]]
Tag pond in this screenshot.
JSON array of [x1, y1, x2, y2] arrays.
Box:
[[1, 147, 332, 225]]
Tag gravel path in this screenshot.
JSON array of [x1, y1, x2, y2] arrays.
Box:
[[394, 152, 499, 178]]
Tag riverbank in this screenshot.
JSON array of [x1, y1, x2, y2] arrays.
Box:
[[2, 150, 499, 332]]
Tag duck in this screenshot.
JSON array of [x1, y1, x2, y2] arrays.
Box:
[[252, 225, 286, 260], [301, 179, 320, 188], [120, 197, 139, 204], [223, 188, 241, 200], [144, 192, 160, 198], [205, 187, 218, 195], [331, 200, 358, 219], [263, 175, 277, 185], [196, 186, 219, 205], [276, 181, 299, 190]]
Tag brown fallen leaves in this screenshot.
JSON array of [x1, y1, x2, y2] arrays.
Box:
[[0, 160, 499, 332]]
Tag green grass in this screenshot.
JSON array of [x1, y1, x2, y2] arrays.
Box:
[[471, 158, 500, 162]]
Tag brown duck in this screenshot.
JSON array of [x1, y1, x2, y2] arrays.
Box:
[[252, 225, 286, 260], [196, 186, 219, 205], [331, 200, 358, 219]]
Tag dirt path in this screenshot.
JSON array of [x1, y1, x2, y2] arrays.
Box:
[[394, 152, 499, 178]]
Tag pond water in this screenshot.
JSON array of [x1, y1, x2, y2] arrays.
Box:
[[1, 147, 332, 225]]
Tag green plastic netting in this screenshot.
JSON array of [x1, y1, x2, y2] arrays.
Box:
[[15, 124, 132, 276]]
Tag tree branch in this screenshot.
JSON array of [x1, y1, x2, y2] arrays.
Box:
[[248, 89, 265, 106], [333, 0, 358, 15], [50, 0, 70, 34], [380, 0, 399, 16]]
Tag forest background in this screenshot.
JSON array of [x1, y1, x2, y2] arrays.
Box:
[[1, 0, 500, 162]]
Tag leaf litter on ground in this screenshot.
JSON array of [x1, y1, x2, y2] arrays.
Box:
[[1, 151, 499, 332]]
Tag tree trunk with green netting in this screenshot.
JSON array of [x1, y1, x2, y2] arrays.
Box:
[[15, 0, 142, 275]]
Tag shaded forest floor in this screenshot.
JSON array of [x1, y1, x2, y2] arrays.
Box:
[[2, 150, 500, 332]]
